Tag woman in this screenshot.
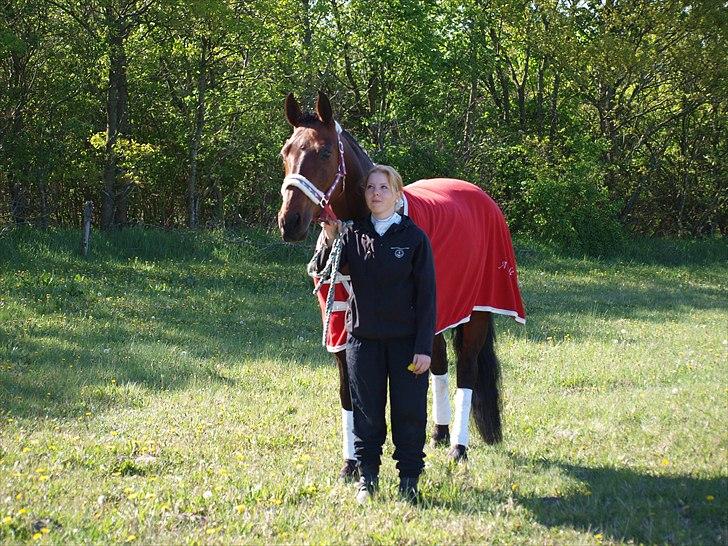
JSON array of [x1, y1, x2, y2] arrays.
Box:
[[312, 165, 436, 503]]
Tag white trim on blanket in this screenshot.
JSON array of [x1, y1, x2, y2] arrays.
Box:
[[435, 305, 526, 334], [326, 343, 347, 353], [473, 305, 526, 325]]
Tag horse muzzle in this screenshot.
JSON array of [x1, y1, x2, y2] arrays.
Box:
[[279, 210, 311, 242]]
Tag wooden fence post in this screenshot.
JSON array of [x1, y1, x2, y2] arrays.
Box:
[[81, 201, 93, 256]]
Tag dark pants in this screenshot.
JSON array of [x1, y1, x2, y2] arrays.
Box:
[[346, 334, 429, 479]]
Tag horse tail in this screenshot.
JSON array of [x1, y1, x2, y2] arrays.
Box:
[[471, 317, 502, 444]]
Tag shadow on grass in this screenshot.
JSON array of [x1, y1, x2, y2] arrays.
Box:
[[1, 227, 726, 419], [503, 454, 727, 545], [515, 235, 728, 268], [419, 455, 725, 545], [0, 228, 327, 420]]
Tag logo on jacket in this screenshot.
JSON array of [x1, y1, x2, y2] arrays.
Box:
[[391, 246, 409, 259]]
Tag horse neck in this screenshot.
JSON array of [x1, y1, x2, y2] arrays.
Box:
[[333, 132, 373, 220]]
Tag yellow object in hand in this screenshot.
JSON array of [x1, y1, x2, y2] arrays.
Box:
[[407, 363, 416, 372]]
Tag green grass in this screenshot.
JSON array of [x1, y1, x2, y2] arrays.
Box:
[[0, 227, 726, 545]]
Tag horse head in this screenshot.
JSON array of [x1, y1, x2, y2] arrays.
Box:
[[278, 92, 344, 242]]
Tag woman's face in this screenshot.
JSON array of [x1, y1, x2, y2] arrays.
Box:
[[365, 172, 401, 218]]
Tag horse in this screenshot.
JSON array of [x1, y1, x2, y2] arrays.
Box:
[[277, 92, 525, 479]]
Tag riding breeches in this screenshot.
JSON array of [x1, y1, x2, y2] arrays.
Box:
[[346, 334, 429, 478]]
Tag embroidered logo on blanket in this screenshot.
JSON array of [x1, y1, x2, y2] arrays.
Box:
[[391, 246, 409, 258]]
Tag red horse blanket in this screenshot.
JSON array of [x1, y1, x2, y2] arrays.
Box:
[[314, 178, 525, 352]]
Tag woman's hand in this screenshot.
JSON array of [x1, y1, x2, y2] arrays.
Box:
[[321, 219, 343, 245], [411, 354, 431, 375]]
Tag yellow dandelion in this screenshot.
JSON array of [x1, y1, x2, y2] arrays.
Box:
[[594, 533, 603, 541], [125, 534, 137, 543], [22, 447, 31, 453], [18, 508, 28, 515], [660, 458, 669, 466], [2, 516, 12, 524], [706, 495, 715, 502], [511, 483, 519, 492], [32, 532, 42, 540], [235, 504, 245, 514], [38, 475, 50, 482], [41, 528, 50, 534]]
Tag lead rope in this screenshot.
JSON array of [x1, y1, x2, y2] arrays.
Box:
[[313, 221, 353, 347]]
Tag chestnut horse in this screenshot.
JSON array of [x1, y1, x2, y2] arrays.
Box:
[[277, 92, 524, 479]]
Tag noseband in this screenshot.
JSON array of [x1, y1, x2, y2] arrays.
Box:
[[281, 121, 346, 223]]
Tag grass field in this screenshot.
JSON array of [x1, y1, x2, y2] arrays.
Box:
[[0, 227, 726, 545]]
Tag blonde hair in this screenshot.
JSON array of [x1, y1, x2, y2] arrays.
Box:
[[365, 164, 404, 193]]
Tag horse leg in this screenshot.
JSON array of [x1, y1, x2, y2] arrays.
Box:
[[471, 313, 502, 445], [334, 349, 358, 481], [450, 311, 500, 462], [430, 333, 451, 447]]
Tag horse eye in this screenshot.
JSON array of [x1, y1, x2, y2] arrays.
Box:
[[319, 146, 332, 160]]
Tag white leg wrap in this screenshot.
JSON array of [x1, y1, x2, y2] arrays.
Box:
[[452, 388, 473, 447], [431, 373, 451, 426], [341, 409, 355, 460]]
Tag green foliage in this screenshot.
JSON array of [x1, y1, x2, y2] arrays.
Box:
[[0, 0, 725, 238], [521, 141, 624, 256]]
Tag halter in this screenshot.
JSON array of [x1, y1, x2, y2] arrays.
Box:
[[281, 121, 346, 223]]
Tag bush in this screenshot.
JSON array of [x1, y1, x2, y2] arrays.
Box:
[[521, 155, 624, 255], [468, 135, 624, 256]]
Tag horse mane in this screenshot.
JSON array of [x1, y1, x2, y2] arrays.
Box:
[[340, 129, 374, 177]]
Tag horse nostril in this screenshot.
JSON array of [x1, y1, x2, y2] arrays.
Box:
[[283, 212, 301, 234]]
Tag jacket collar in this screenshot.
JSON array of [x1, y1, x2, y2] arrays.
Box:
[[355, 215, 411, 237]]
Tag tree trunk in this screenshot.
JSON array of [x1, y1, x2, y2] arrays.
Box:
[[102, 11, 125, 230], [548, 69, 560, 155], [330, 0, 367, 126], [211, 183, 223, 228], [517, 46, 530, 132], [489, 27, 510, 125], [36, 167, 50, 228], [7, 174, 28, 225], [301, 0, 315, 99], [186, 38, 208, 229], [536, 57, 546, 138]]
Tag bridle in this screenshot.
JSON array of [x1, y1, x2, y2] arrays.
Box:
[[280, 121, 346, 223]]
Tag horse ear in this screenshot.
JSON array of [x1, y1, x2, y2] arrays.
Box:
[[315, 91, 334, 126], [285, 93, 303, 127]]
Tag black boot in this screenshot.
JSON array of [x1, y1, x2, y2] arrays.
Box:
[[356, 473, 378, 504], [398, 476, 420, 504]]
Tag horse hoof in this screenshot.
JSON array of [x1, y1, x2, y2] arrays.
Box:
[[339, 459, 359, 482], [447, 444, 468, 463], [430, 424, 450, 448]]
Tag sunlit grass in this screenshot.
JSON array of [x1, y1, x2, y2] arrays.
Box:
[[0, 227, 726, 544]]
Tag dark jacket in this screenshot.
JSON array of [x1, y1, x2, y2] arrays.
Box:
[[311, 216, 436, 356]]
